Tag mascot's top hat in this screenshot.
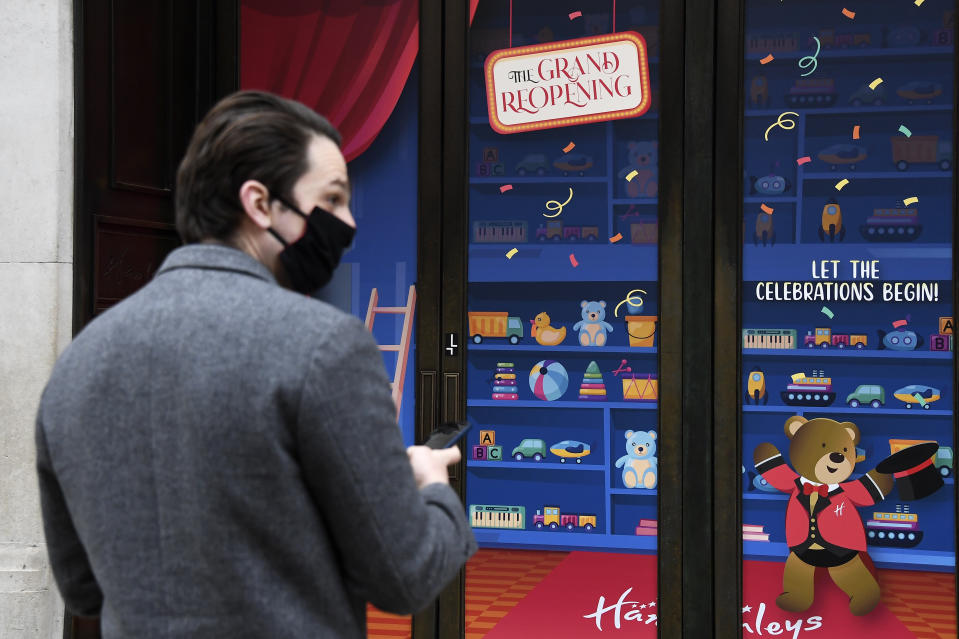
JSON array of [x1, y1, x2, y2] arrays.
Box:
[[876, 442, 943, 501]]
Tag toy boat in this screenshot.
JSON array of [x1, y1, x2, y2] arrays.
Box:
[[780, 371, 835, 407]]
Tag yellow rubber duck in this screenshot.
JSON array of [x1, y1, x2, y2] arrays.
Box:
[[532, 312, 567, 346]]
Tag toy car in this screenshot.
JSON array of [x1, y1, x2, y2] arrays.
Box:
[[936, 446, 953, 477], [848, 84, 886, 106], [512, 438, 547, 461], [749, 174, 790, 196], [846, 384, 885, 408], [553, 153, 594, 176], [818, 144, 868, 171], [896, 81, 942, 105], [515, 153, 549, 176], [549, 440, 591, 463], [893, 384, 941, 409]]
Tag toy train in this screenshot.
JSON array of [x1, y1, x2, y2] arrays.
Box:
[[469, 504, 526, 530], [536, 221, 600, 242], [866, 507, 923, 549], [804, 327, 867, 349], [781, 370, 835, 407], [533, 505, 597, 531]]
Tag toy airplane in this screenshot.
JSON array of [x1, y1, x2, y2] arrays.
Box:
[[550, 440, 591, 463]]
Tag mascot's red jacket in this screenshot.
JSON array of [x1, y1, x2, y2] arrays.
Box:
[[757, 455, 885, 552]]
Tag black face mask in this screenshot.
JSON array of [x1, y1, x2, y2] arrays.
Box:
[[267, 195, 356, 294]]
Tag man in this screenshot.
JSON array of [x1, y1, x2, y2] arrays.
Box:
[[36, 91, 476, 638]]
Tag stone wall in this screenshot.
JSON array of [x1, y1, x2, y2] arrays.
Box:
[[0, 0, 74, 636]]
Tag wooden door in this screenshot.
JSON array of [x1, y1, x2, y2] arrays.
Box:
[[70, 1, 237, 636]]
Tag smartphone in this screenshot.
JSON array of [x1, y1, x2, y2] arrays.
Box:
[[423, 421, 472, 449]]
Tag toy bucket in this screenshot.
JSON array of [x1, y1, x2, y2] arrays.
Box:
[[622, 373, 658, 401], [625, 315, 658, 347]]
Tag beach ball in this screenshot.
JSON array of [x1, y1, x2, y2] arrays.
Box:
[[529, 360, 569, 401]]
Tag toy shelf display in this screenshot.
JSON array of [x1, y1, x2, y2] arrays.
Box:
[[740, 0, 955, 574]]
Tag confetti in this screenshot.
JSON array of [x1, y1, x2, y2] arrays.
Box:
[[821, 306, 834, 319], [869, 77, 883, 90], [898, 124, 912, 137], [569, 253, 579, 268], [893, 319, 908, 329], [915, 0, 925, 5], [760, 203, 774, 214], [760, 54, 775, 64], [852, 125, 861, 139], [568, 10, 582, 19], [625, 169, 639, 182], [563, 142, 576, 153], [499, 184, 513, 193], [842, 8, 856, 19], [543, 187, 574, 218], [904, 196, 919, 206], [764, 111, 798, 142], [835, 178, 849, 190], [797, 156, 812, 165], [798, 36, 820, 76], [609, 232, 623, 243], [614, 289, 648, 317], [506, 248, 518, 259]]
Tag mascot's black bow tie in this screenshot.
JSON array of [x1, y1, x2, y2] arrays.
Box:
[[803, 483, 828, 497]]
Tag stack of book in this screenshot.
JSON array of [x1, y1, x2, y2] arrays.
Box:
[[492, 362, 518, 400], [743, 523, 770, 542], [578, 360, 607, 401], [635, 519, 658, 536]]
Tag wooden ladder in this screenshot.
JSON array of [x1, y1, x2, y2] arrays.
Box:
[[365, 284, 416, 414]]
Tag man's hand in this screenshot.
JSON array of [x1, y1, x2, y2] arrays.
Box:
[[407, 445, 461, 489]]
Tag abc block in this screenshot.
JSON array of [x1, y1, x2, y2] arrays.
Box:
[[471, 445, 487, 461], [479, 430, 496, 446], [939, 316, 953, 335], [487, 445, 503, 461], [930, 334, 950, 352]]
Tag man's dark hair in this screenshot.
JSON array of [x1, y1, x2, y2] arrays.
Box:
[[175, 90, 342, 244]]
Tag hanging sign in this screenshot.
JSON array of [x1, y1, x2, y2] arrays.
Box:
[[484, 32, 651, 135]]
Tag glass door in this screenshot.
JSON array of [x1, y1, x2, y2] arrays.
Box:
[[462, 1, 665, 635], [737, 1, 958, 636]]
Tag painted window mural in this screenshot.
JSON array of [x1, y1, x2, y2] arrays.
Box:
[[465, 1, 661, 636], [741, 2, 956, 638]]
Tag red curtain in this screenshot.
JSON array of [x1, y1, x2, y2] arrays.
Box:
[[240, 0, 419, 162]]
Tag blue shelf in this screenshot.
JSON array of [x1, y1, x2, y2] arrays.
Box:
[[742, 348, 952, 360], [468, 399, 657, 409], [469, 343, 657, 354], [743, 540, 956, 571], [472, 528, 656, 552], [469, 243, 658, 282], [802, 171, 950, 180], [612, 197, 658, 205], [744, 196, 797, 203], [745, 46, 953, 61], [743, 243, 951, 280], [609, 488, 657, 496], [743, 405, 952, 417], [745, 104, 953, 117], [470, 176, 608, 184], [468, 460, 603, 471], [743, 492, 789, 501]]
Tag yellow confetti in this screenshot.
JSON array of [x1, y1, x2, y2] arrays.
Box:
[[869, 77, 883, 90], [764, 111, 798, 142], [903, 196, 919, 206], [625, 170, 639, 182], [506, 248, 518, 259], [915, 0, 925, 6], [835, 178, 850, 191]]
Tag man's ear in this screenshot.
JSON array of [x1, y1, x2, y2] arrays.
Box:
[[841, 422, 861, 446], [238, 179, 272, 229], [784, 415, 807, 439]]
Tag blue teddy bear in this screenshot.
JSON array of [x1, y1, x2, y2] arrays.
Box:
[[573, 300, 614, 346], [614, 430, 658, 489]]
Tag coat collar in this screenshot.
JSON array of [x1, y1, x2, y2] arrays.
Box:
[[155, 243, 277, 284]]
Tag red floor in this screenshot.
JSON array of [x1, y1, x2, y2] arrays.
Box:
[[367, 549, 957, 639]]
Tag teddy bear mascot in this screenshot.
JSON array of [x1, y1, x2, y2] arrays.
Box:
[[753, 415, 893, 616]]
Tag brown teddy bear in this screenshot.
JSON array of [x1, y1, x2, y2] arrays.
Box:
[[753, 415, 894, 616]]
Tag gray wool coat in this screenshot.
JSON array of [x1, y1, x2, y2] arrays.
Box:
[[36, 244, 476, 638]]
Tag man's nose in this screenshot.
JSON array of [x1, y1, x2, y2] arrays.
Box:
[[829, 452, 845, 464]]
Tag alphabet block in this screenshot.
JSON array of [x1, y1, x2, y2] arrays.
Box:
[[930, 334, 950, 352], [487, 445, 503, 461], [479, 430, 496, 446], [483, 147, 500, 162], [471, 445, 487, 461], [939, 316, 953, 335], [476, 162, 490, 177]]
